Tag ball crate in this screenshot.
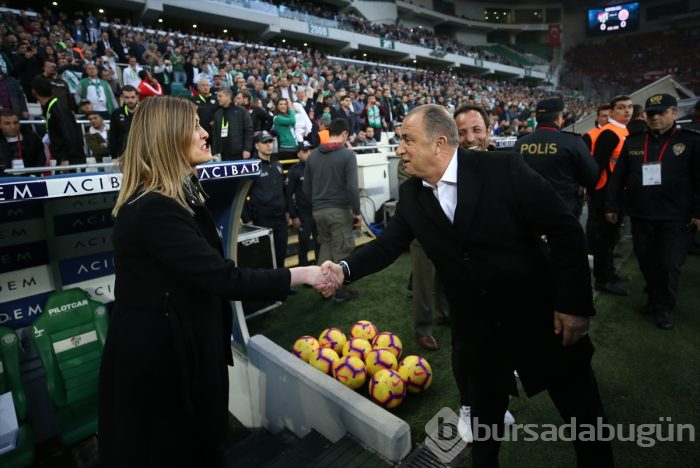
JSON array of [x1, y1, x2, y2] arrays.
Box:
[[236, 224, 281, 318]]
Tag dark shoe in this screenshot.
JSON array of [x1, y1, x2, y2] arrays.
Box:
[[416, 335, 438, 351], [334, 287, 359, 303], [611, 273, 631, 283], [595, 281, 629, 296], [288, 288, 298, 295], [639, 303, 654, 315], [655, 310, 674, 330]]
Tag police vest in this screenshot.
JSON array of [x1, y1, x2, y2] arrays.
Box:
[[588, 122, 629, 190]]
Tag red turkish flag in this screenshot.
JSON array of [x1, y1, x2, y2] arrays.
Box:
[[549, 24, 561, 46]]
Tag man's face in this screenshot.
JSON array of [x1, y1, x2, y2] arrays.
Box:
[[366, 127, 374, 139], [455, 110, 490, 151], [255, 140, 273, 157], [396, 113, 437, 179], [341, 97, 351, 109], [43, 61, 57, 77], [234, 94, 243, 106], [88, 113, 104, 129], [129, 58, 137, 69], [218, 92, 232, 107], [597, 109, 611, 126], [646, 108, 677, 134], [368, 96, 376, 106], [297, 148, 310, 162], [0, 115, 20, 137], [198, 81, 211, 95], [611, 100, 633, 124], [101, 69, 111, 81], [357, 130, 366, 141], [122, 90, 139, 110], [85, 64, 97, 78]]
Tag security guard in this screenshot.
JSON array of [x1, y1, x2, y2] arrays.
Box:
[[243, 131, 289, 269], [605, 94, 700, 330], [514, 98, 598, 218], [192, 78, 219, 145], [108, 85, 139, 158], [286, 141, 318, 266]]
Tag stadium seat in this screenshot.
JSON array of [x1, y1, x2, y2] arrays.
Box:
[[31, 289, 109, 446], [0, 327, 35, 468]]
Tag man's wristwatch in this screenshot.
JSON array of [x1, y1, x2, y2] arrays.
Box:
[[339, 260, 351, 285]]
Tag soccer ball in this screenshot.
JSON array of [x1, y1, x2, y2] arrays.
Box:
[[309, 347, 339, 375], [291, 336, 320, 362], [372, 331, 403, 359], [369, 369, 406, 409], [332, 355, 367, 389], [350, 320, 378, 342], [342, 338, 372, 361], [398, 355, 433, 393], [364, 349, 398, 376], [318, 327, 347, 355]]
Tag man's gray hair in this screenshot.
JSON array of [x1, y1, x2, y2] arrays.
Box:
[[408, 104, 459, 147], [197, 77, 210, 87], [218, 87, 233, 98]]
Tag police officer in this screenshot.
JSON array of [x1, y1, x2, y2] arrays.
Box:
[[514, 98, 598, 218], [605, 94, 700, 330], [286, 141, 318, 266], [108, 85, 139, 158], [243, 131, 289, 269]]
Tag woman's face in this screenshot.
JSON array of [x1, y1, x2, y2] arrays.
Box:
[[188, 118, 211, 166], [277, 100, 288, 112]]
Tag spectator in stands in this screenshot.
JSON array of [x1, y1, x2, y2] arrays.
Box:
[[212, 87, 253, 160], [184, 56, 200, 90], [152, 57, 174, 96], [99, 96, 334, 467], [136, 69, 163, 101], [334, 94, 358, 137], [361, 94, 386, 143], [109, 85, 139, 158], [304, 118, 362, 302], [31, 75, 85, 166], [273, 98, 298, 160], [193, 77, 219, 144], [42, 59, 74, 112], [122, 56, 142, 89], [14, 41, 42, 102], [0, 71, 29, 120], [292, 99, 313, 143], [171, 47, 187, 85], [95, 31, 112, 58], [84, 111, 111, 161], [241, 92, 272, 135], [78, 63, 118, 119], [0, 108, 44, 173], [316, 116, 331, 146]]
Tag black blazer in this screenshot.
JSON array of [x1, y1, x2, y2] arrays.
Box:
[[98, 186, 290, 466], [346, 148, 595, 395]]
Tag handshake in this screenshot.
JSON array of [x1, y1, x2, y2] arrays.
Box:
[[293, 261, 346, 298]]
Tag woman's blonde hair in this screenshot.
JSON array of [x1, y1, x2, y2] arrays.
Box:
[[112, 96, 198, 217]]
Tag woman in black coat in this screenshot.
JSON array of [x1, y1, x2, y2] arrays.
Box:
[[98, 96, 335, 467]]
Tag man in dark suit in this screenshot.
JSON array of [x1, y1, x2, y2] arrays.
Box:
[[324, 105, 613, 467]]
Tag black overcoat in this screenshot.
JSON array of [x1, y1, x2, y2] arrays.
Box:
[[98, 184, 289, 466], [346, 148, 595, 396]]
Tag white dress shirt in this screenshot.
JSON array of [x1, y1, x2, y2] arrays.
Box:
[[421, 148, 458, 223]]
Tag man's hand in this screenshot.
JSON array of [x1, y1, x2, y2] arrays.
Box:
[[352, 214, 363, 229], [690, 218, 700, 230], [554, 311, 589, 346], [605, 212, 618, 224], [242, 150, 251, 159], [320, 261, 344, 288], [291, 217, 301, 229]]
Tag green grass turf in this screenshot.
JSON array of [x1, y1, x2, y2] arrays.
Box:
[[246, 252, 700, 467]]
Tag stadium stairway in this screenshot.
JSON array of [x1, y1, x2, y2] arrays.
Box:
[[224, 428, 392, 467]]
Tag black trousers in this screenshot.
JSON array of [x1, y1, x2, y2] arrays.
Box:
[[297, 209, 318, 266], [469, 361, 614, 468], [631, 218, 693, 313], [255, 216, 288, 269], [586, 190, 620, 283]]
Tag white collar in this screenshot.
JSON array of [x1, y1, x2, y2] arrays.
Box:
[[608, 118, 627, 129], [422, 148, 458, 190]]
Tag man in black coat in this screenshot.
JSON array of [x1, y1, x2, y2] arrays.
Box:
[[108, 85, 139, 158], [211, 88, 253, 160], [326, 105, 613, 468], [0, 109, 44, 173], [31, 75, 85, 165]]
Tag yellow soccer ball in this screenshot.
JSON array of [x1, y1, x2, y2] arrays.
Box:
[[349, 320, 378, 342], [291, 336, 320, 363], [398, 355, 433, 393], [318, 327, 347, 355], [342, 338, 372, 361], [369, 369, 406, 409], [372, 331, 403, 359], [309, 347, 340, 375], [364, 348, 398, 376], [332, 355, 367, 390]]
